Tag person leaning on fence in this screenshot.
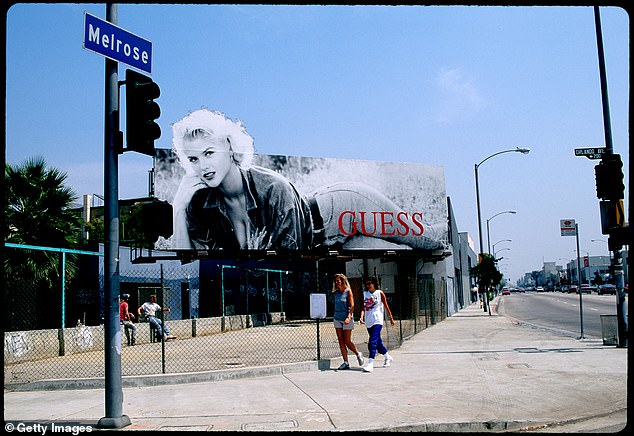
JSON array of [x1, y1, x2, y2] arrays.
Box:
[[138, 295, 176, 341], [332, 273, 364, 370], [120, 294, 137, 346], [359, 276, 394, 373]]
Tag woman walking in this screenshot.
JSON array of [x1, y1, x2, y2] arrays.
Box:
[[332, 273, 364, 370], [360, 276, 394, 373]]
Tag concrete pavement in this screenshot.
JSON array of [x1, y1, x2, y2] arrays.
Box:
[[4, 299, 628, 432]]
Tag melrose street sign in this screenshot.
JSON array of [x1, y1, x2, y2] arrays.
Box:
[[83, 12, 153, 74], [574, 147, 605, 160]]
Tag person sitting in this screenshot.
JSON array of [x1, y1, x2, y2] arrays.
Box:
[[138, 294, 176, 341]]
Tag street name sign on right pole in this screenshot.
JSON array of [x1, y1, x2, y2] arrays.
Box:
[[574, 147, 605, 160]]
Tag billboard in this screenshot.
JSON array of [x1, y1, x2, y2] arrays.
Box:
[[154, 150, 448, 255], [152, 107, 447, 255]]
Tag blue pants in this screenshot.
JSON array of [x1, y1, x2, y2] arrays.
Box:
[[148, 316, 170, 336], [366, 324, 387, 359]]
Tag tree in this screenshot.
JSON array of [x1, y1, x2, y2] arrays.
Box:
[[4, 157, 83, 329], [470, 253, 503, 292]]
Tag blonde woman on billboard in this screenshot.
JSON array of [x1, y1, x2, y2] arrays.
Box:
[[170, 109, 445, 252], [171, 109, 313, 251]]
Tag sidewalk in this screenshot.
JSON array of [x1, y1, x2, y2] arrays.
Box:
[[4, 300, 628, 432]]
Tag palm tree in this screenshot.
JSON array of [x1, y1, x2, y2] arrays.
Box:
[[4, 157, 83, 329]]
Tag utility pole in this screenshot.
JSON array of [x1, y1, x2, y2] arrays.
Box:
[[594, 6, 627, 348], [97, 3, 130, 429]]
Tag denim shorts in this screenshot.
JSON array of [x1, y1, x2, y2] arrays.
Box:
[[333, 318, 355, 330]]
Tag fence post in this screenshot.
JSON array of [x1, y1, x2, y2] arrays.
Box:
[[58, 328, 65, 356], [160, 264, 166, 374], [316, 319, 321, 361]]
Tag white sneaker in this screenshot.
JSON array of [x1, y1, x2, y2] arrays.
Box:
[[356, 353, 365, 366], [362, 361, 374, 373], [383, 355, 393, 368]]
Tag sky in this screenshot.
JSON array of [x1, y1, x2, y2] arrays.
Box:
[[5, 4, 629, 285]]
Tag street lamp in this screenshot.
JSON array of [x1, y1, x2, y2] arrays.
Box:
[[495, 247, 511, 258], [474, 147, 530, 313], [486, 210, 516, 254], [492, 239, 512, 256]]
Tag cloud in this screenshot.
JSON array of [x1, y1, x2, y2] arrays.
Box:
[[432, 67, 487, 124]]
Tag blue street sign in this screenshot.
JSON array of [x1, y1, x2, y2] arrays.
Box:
[[83, 12, 153, 74]]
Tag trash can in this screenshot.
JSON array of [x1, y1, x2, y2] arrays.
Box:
[[600, 314, 618, 346]]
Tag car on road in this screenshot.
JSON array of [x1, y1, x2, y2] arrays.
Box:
[[597, 284, 617, 295], [567, 285, 578, 294], [536, 286, 544, 292], [501, 288, 511, 295], [580, 284, 595, 294]]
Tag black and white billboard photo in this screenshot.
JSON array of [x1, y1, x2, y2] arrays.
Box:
[[154, 109, 448, 255]]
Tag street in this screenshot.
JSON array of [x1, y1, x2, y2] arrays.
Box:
[[496, 291, 627, 338]]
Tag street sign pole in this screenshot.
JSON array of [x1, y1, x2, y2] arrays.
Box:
[[574, 224, 584, 339], [97, 3, 130, 430]]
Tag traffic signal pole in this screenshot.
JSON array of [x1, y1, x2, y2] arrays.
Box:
[[594, 6, 627, 348], [97, 3, 131, 429]]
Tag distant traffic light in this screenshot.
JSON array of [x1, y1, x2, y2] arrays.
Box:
[[594, 154, 625, 201], [125, 69, 160, 156]]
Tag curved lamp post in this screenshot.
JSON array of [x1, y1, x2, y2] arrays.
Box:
[[492, 239, 512, 257], [486, 210, 516, 254], [475, 147, 530, 313], [495, 247, 511, 258]]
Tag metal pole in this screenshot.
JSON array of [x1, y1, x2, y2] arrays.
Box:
[[160, 264, 165, 374], [474, 163, 490, 314], [266, 271, 270, 318], [61, 252, 66, 328], [594, 6, 627, 347], [315, 260, 321, 360], [279, 271, 284, 316], [486, 219, 491, 256], [97, 3, 130, 430], [594, 6, 613, 155], [575, 224, 585, 339]]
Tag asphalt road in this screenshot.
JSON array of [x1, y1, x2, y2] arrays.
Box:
[[496, 291, 626, 338]]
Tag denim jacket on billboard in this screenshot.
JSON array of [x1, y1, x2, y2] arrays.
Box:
[[185, 166, 314, 251]]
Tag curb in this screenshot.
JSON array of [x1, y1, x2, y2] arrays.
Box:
[[5, 359, 335, 392]]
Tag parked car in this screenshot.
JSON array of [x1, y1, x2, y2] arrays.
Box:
[[580, 284, 595, 294], [597, 284, 617, 295], [536, 286, 544, 292], [567, 285, 578, 294]]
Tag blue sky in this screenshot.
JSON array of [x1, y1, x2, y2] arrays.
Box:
[[5, 4, 629, 284]]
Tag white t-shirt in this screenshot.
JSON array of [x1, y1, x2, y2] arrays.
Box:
[[141, 302, 161, 317], [363, 289, 384, 328]]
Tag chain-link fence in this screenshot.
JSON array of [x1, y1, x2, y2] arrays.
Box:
[[4, 244, 447, 386]]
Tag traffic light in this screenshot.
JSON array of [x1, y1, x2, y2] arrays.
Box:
[[594, 154, 625, 200], [138, 199, 173, 243], [125, 69, 160, 155], [594, 160, 610, 199]]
